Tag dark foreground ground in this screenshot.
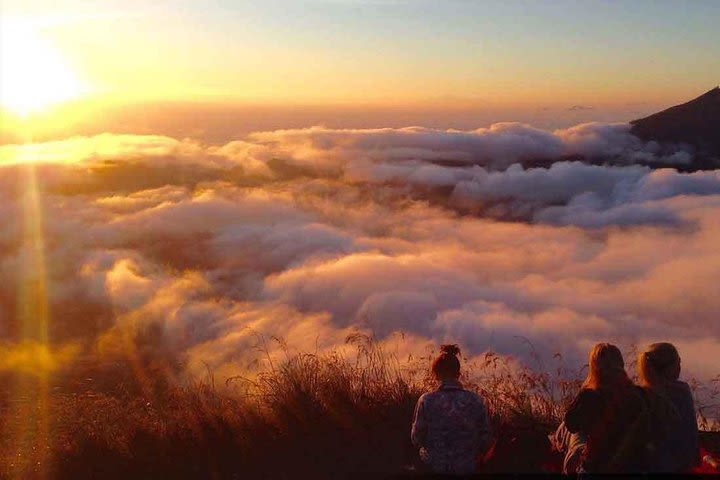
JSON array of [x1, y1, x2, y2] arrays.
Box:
[[2, 344, 719, 478]]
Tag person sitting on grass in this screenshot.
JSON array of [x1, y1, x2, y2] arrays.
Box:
[[410, 344, 492, 475], [564, 342, 659, 473], [638, 342, 699, 472]]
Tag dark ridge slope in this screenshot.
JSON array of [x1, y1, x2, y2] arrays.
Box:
[[630, 87, 720, 157]]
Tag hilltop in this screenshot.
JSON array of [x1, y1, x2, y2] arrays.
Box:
[[631, 87, 720, 168], [1, 340, 718, 478]]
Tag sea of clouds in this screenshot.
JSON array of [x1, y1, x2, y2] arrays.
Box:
[[0, 122, 718, 383]]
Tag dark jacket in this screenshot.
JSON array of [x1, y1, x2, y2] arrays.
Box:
[[649, 380, 699, 472], [564, 382, 649, 473], [411, 380, 492, 475]]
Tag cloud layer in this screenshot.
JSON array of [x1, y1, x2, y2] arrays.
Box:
[[0, 123, 718, 384]]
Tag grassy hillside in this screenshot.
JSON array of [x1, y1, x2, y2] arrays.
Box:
[[1, 335, 718, 478]]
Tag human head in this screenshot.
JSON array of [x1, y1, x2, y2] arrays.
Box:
[[638, 342, 681, 388], [582, 343, 629, 390], [432, 344, 461, 381]]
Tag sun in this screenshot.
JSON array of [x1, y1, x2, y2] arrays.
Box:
[[0, 22, 87, 116]]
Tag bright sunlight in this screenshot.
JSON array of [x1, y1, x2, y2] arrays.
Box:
[[0, 21, 87, 116]]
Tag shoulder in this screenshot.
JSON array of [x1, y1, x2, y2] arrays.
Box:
[[450, 389, 488, 417], [577, 387, 598, 398], [633, 385, 681, 423], [666, 380, 695, 406], [671, 380, 693, 395], [417, 390, 442, 406], [417, 391, 434, 404], [453, 388, 486, 406], [567, 388, 602, 413], [471, 391, 489, 416], [466, 389, 487, 405], [573, 388, 601, 404], [565, 388, 600, 431]]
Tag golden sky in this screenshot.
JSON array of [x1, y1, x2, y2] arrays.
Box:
[[1, 0, 718, 126]]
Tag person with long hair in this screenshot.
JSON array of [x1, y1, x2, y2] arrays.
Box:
[[411, 344, 492, 475], [563, 343, 652, 473], [638, 342, 698, 472]]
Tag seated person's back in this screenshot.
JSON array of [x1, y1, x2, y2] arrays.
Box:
[[564, 343, 651, 473], [565, 381, 646, 472], [411, 345, 492, 475], [638, 342, 699, 472]]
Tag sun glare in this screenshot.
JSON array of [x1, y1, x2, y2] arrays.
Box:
[[0, 22, 87, 116]]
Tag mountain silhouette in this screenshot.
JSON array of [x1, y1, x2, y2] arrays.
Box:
[[630, 87, 720, 160]]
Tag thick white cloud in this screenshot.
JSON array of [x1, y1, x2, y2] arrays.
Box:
[[0, 125, 718, 399]]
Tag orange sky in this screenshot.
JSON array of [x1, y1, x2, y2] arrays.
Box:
[[1, 0, 718, 138]]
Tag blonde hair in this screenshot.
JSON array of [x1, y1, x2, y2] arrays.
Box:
[[582, 343, 629, 390], [638, 342, 680, 388]]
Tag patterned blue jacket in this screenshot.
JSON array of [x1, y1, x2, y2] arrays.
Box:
[[411, 380, 492, 475]]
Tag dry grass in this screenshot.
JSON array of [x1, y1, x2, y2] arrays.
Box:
[[1, 334, 718, 479]]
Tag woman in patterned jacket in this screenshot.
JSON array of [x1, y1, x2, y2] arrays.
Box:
[[411, 345, 493, 475]]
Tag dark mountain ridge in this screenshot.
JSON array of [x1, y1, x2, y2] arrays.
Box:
[[434, 88, 720, 173], [630, 86, 720, 161]]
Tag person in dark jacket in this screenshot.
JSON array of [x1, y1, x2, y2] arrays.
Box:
[[564, 343, 650, 473], [638, 342, 699, 472]]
